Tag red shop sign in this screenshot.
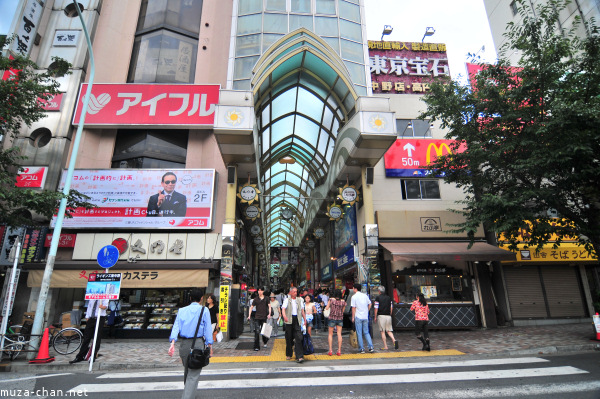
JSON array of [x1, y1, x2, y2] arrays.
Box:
[[15, 166, 48, 188], [72, 83, 220, 127], [40, 93, 64, 111], [44, 233, 77, 248]]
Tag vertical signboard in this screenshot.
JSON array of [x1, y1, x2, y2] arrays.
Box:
[[11, 0, 45, 57], [218, 285, 229, 332]]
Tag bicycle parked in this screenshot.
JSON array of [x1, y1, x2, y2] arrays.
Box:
[[1, 314, 83, 360]]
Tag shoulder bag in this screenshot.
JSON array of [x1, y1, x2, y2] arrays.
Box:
[[186, 306, 211, 370]]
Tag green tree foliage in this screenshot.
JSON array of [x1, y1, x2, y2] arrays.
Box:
[[420, 0, 600, 258], [0, 37, 93, 226]]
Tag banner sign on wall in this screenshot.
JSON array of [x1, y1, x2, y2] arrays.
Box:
[[384, 139, 466, 177], [72, 83, 220, 127], [218, 285, 229, 332], [0, 227, 25, 266], [15, 166, 48, 188], [20, 227, 48, 263], [369, 40, 450, 94], [52, 169, 216, 229], [10, 0, 44, 57]]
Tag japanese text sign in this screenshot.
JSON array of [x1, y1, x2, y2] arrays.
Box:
[[219, 285, 229, 332], [44, 233, 77, 248], [72, 83, 220, 127], [15, 166, 48, 188], [10, 0, 44, 57], [52, 169, 216, 229], [368, 40, 450, 94], [85, 273, 122, 300], [384, 139, 466, 177]]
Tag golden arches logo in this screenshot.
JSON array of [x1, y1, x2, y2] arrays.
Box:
[[426, 142, 452, 164]]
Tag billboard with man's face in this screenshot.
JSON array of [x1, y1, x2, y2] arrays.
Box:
[[52, 169, 215, 229]]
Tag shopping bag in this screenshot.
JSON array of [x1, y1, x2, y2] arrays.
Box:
[[278, 317, 284, 327], [215, 331, 223, 343], [349, 330, 358, 348], [303, 333, 314, 355], [261, 321, 273, 338]]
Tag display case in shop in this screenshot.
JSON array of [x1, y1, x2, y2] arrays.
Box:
[[106, 290, 183, 338]]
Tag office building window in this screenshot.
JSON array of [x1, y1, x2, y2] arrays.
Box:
[[510, 1, 518, 16], [111, 130, 188, 169], [129, 0, 202, 83], [401, 179, 440, 200], [396, 119, 432, 137]]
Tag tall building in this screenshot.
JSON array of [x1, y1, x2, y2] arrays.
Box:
[[480, 0, 600, 324], [484, 0, 600, 63]]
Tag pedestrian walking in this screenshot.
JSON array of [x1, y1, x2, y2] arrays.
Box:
[[314, 298, 323, 330], [248, 287, 271, 351], [269, 292, 281, 337], [351, 283, 374, 354], [304, 294, 317, 336], [205, 293, 218, 334], [282, 287, 306, 363], [411, 293, 431, 351], [168, 288, 213, 399], [321, 289, 329, 331], [374, 286, 398, 350], [324, 289, 345, 356]]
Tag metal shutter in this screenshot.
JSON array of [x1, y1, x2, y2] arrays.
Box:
[[541, 266, 585, 318], [503, 266, 547, 318]]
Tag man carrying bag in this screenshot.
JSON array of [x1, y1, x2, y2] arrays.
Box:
[[169, 288, 213, 399]]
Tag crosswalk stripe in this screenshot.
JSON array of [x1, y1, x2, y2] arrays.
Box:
[[70, 366, 587, 393], [98, 357, 549, 379], [417, 381, 600, 398]]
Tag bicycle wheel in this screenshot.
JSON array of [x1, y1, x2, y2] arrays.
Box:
[[52, 328, 83, 355], [3, 342, 24, 361]]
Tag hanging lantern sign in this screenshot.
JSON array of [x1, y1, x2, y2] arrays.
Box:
[[338, 184, 359, 206], [302, 247, 310, 254], [326, 204, 343, 221], [250, 224, 261, 236], [237, 183, 260, 204], [259, 253, 265, 259], [306, 240, 315, 249], [253, 236, 263, 245], [244, 205, 261, 221], [313, 227, 325, 239], [256, 245, 264, 252], [260, 259, 266, 265]]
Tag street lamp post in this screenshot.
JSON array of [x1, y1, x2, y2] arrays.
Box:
[[28, 0, 96, 358]]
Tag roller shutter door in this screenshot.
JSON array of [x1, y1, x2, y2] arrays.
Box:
[[503, 266, 547, 318], [541, 266, 585, 318]]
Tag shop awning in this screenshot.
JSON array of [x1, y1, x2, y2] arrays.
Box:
[[381, 242, 517, 262], [27, 269, 209, 289]]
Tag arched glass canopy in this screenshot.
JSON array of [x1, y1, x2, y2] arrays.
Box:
[[252, 29, 359, 247]]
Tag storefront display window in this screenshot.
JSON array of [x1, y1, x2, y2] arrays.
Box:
[[392, 265, 472, 303]]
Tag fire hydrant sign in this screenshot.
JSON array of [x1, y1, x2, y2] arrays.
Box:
[[219, 285, 229, 332], [85, 273, 122, 300]]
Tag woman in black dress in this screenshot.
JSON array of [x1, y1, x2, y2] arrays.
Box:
[[206, 293, 218, 333]]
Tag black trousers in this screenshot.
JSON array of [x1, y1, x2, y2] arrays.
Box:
[[75, 316, 105, 360], [285, 316, 304, 359], [254, 319, 269, 349], [414, 320, 429, 340]]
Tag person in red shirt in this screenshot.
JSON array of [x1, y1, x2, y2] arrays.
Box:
[[410, 293, 430, 351]]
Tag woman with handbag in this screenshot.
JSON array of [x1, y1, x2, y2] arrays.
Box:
[[168, 288, 213, 399], [324, 289, 346, 356], [248, 287, 271, 351], [304, 294, 317, 336], [206, 294, 218, 334], [411, 293, 431, 351]]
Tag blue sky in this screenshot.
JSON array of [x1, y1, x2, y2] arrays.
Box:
[[0, 0, 19, 35]]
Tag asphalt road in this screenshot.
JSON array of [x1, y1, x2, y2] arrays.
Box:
[[1, 352, 599, 399]]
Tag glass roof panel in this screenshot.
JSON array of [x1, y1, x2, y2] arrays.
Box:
[[270, 117, 295, 145], [296, 88, 324, 121], [271, 88, 297, 117], [304, 52, 337, 86]]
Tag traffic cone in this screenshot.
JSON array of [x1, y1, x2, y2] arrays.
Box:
[[29, 328, 55, 364]]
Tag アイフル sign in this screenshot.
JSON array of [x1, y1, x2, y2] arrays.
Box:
[[72, 83, 220, 127]]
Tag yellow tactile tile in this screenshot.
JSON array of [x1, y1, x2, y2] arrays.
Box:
[[209, 339, 463, 363]]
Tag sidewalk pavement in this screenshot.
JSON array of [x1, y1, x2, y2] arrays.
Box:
[[2, 322, 598, 372]]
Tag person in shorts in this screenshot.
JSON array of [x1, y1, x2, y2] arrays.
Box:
[[324, 289, 345, 356], [374, 286, 398, 350]]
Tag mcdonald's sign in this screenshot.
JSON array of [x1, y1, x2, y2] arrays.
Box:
[[383, 139, 465, 177]]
